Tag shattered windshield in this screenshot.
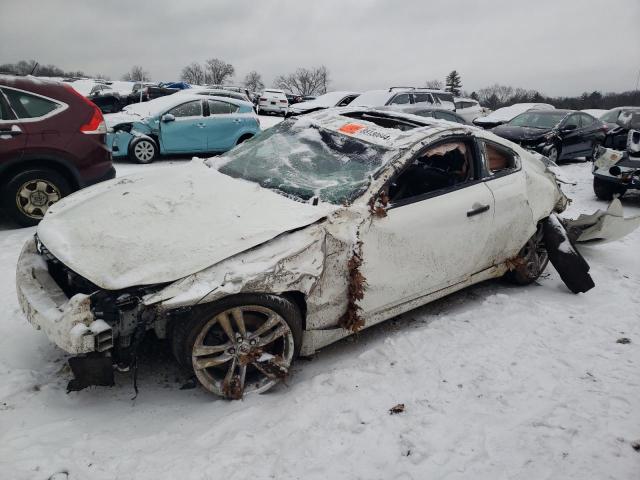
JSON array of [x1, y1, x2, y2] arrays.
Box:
[[215, 118, 394, 204]]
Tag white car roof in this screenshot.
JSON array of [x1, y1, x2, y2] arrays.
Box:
[[475, 103, 555, 123], [291, 91, 360, 109]]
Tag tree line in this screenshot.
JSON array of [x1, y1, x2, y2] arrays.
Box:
[[2, 59, 638, 109], [427, 70, 640, 110]]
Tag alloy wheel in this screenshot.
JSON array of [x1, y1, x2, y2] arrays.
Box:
[[134, 140, 155, 162], [15, 179, 61, 219], [519, 224, 548, 278], [192, 305, 295, 399]]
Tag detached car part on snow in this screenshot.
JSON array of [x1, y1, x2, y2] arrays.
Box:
[[15, 108, 640, 399]]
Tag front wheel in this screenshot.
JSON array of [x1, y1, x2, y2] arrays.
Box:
[[2, 169, 71, 227], [547, 145, 560, 163], [172, 293, 303, 399], [506, 222, 549, 285], [128, 137, 157, 164]]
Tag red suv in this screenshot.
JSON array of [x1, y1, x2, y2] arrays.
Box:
[[0, 75, 115, 226]]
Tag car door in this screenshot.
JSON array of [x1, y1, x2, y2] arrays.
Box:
[[205, 100, 242, 151], [359, 136, 495, 317], [558, 113, 582, 158], [576, 113, 601, 154], [159, 99, 206, 154], [477, 138, 535, 262], [0, 89, 27, 162]]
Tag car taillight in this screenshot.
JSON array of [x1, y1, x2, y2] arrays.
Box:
[[63, 84, 107, 134], [280, 100, 287, 103], [80, 106, 107, 134]]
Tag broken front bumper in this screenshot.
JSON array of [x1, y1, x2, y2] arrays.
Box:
[[16, 238, 113, 355]]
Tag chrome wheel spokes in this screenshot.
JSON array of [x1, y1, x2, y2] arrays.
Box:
[[16, 179, 61, 219], [192, 305, 294, 399]]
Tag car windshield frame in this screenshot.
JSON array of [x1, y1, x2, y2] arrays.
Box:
[[212, 118, 398, 205], [508, 111, 568, 129]]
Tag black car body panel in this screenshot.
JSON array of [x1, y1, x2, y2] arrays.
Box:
[[492, 110, 606, 161]]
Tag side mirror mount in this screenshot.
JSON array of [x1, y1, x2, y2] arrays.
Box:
[[161, 113, 175, 123]]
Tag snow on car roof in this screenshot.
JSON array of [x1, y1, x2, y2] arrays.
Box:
[[295, 91, 360, 107], [475, 103, 555, 124], [121, 94, 206, 117], [349, 90, 395, 107]]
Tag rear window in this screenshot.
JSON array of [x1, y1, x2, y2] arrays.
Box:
[[2, 88, 62, 119]]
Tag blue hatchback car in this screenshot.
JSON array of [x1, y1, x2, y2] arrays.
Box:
[[105, 94, 260, 163]]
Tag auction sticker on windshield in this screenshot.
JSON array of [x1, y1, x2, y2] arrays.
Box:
[[339, 123, 366, 134]]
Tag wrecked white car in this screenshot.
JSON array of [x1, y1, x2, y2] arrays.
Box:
[[15, 108, 638, 399]]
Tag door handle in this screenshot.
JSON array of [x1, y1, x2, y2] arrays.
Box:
[[467, 204, 490, 217], [0, 126, 23, 137], [196, 123, 206, 128], [233, 119, 241, 123]]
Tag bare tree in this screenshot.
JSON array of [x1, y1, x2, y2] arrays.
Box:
[[181, 62, 206, 85], [274, 65, 329, 96], [425, 79, 443, 89], [244, 71, 264, 92], [122, 65, 149, 82], [204, 58, 235, 85], [477, 84, 514, 109]]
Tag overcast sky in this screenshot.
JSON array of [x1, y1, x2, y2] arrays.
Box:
[[2, 0, 639, 96]]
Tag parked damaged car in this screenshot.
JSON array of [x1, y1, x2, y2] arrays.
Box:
[[492, 110, 607, 162], [592, 109, 640, 200], [16, 108, 640, 399], [106, 94, 259, 163]]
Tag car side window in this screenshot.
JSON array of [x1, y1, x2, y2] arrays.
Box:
[[2, 88, 61, 119], [480, 140, 518, 176], [388, 93, 411, 105], [337, 95, 356, 107], [168, 100, 202, 118], [579, 113, 594, 128], [563, 114, 579, 129], [435, 111, 458, 122], [387, 139, 476, 204], [413, 93, 433, 104], [208, 100, 239, 114]]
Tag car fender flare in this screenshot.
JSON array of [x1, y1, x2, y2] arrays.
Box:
[[0, 153, 81, 189]]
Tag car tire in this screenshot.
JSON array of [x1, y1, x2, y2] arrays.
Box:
[[547, 145, 560, 163], [505, 222, 549, 285], [1, 168, 71, 227], [593, 177, 626, 201], [128, 137, 157, 164], [171, 293, 303, 399]]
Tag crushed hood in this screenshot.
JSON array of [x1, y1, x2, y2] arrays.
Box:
[[37, 161, 337, 290]]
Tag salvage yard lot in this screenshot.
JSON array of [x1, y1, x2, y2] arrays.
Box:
[[0, 152, 639, 479]]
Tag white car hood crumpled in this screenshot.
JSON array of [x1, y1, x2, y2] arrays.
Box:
[[37, 161, 337, 290]]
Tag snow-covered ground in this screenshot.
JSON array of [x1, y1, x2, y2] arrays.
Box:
[[1, 151, 638, 479]]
